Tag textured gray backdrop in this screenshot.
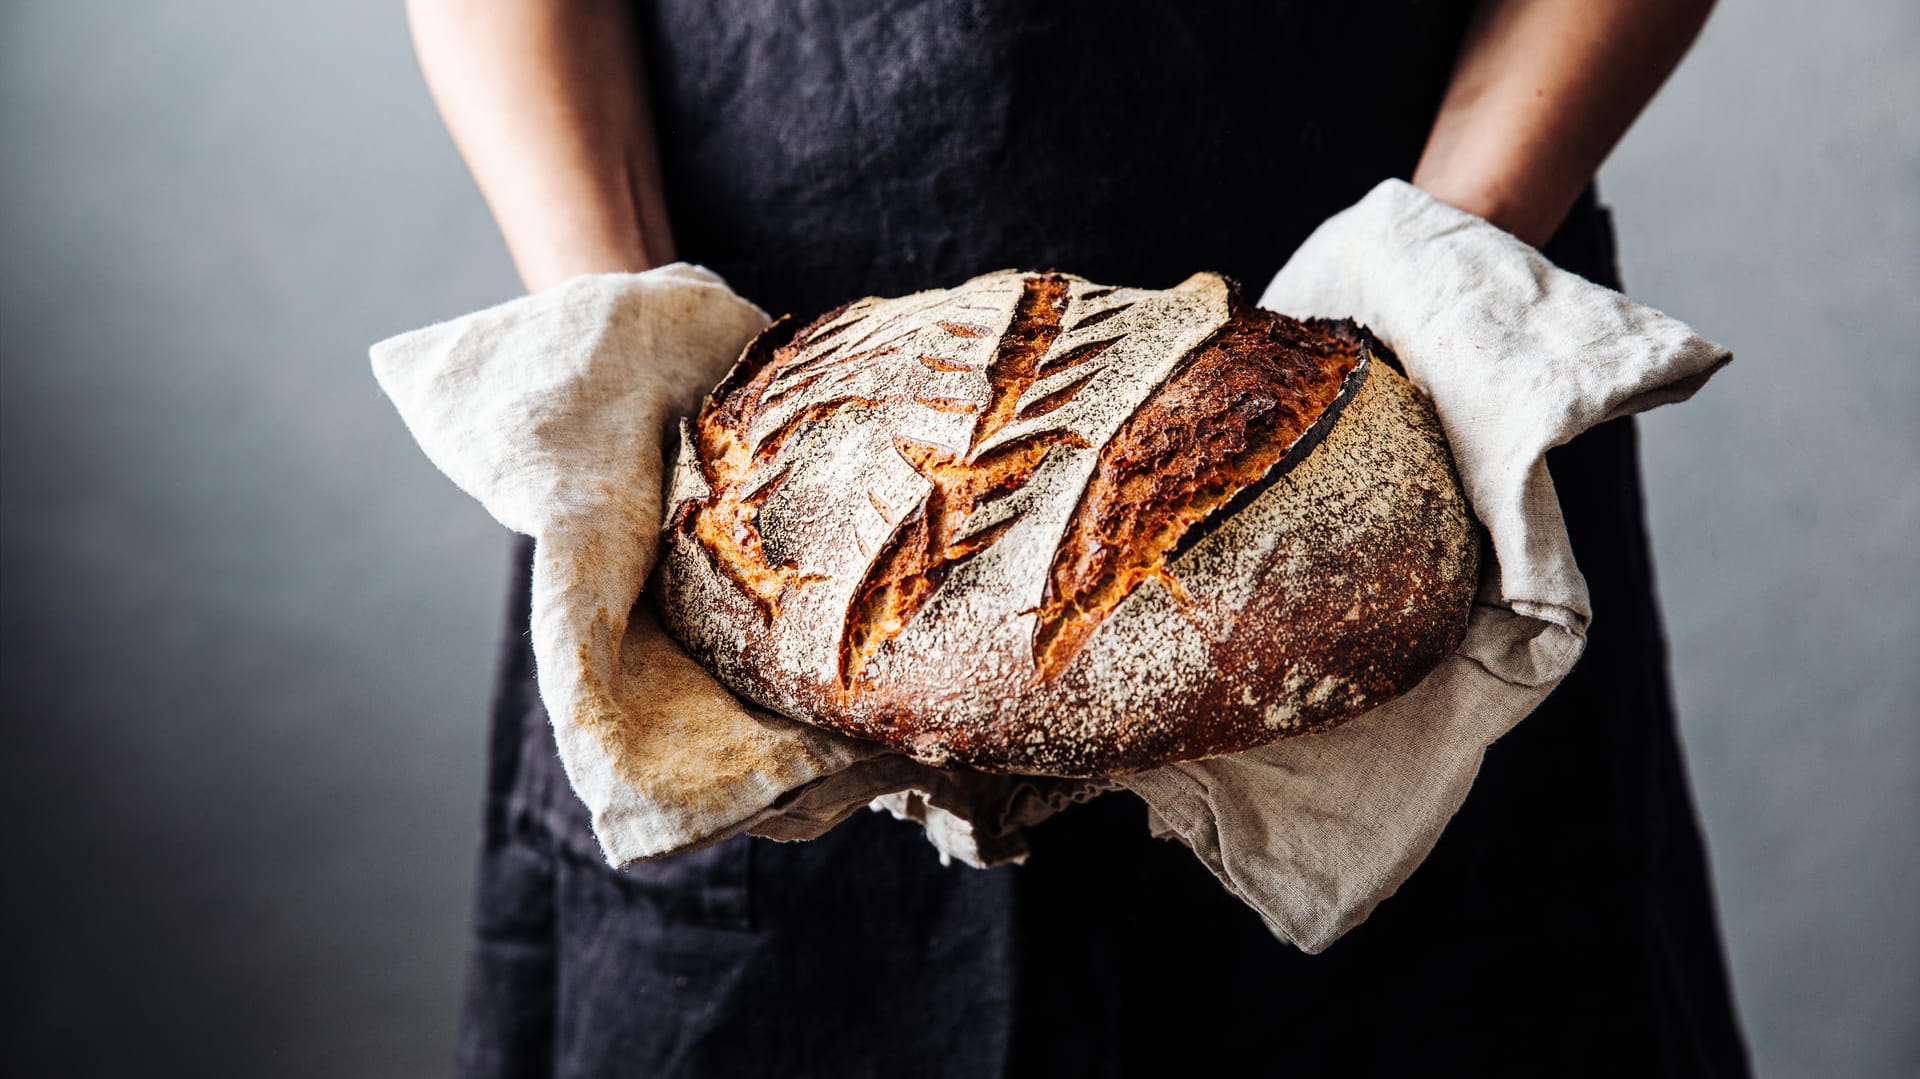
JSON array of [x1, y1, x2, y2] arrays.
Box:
[[2, 1, 1914, 1076]]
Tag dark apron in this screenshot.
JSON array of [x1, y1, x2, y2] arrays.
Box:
[[455, 3, 1751, 1075]]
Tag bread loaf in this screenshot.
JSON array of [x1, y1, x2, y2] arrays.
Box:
[[654, 270, 1479, 776]]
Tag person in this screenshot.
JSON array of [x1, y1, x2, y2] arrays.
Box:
[[406, 1, 1749, 1074]]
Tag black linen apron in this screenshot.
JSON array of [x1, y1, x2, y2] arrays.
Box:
[[453, 3, 1752, 1075]]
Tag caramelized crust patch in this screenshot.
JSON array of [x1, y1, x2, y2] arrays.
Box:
[[1035, 311, 1362, 670], [688, 324, 791, 611]]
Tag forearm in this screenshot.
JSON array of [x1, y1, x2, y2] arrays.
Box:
[[1413, 0, 1714, 247], [406, 0, 674, 292]]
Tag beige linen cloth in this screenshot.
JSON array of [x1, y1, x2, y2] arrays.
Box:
[[372, 181, 1729, 953]]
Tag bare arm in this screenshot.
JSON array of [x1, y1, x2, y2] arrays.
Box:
[[1413, 0, 1715, 247], [405, 0, 674, 292]]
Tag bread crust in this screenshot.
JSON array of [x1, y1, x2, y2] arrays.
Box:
[[654, 270, 1478, 776]]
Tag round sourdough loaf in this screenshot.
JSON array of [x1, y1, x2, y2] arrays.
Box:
[[652, 269, 1479, 777]]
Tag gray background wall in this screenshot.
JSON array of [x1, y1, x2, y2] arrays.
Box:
[[1, 1, 1913, 1076]]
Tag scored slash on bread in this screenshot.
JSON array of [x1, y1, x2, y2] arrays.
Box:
[[654, 269, 1479, 777]]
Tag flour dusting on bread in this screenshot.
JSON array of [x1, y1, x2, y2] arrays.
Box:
[[655, 270, 1479, 776]]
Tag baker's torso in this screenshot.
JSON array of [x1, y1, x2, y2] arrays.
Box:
[[635, 0, 1477, 314]]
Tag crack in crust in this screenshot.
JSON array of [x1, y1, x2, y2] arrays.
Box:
[[845, 277, 1073, 683], [1034, 309, 1366, 672]]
